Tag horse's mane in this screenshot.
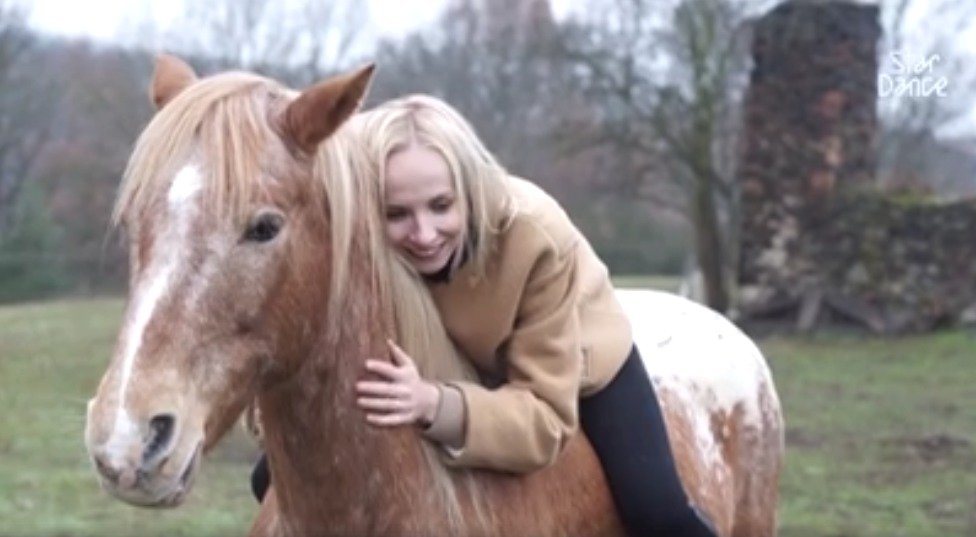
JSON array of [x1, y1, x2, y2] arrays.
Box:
[[112, 72, 486, 530], [334, 107, 489, 534]]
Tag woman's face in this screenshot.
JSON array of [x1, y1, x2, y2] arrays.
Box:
[[383, 143, 464, 275]]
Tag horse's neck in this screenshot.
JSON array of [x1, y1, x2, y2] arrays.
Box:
[[258, 293, 435, 533]]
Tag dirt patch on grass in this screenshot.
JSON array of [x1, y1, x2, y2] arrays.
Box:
[[786, 427, 828, 449], [883, 432, 972, 464], [924, 491, 976, 534]]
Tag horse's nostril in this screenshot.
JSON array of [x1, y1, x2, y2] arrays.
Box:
[[144, 413, 177, 464]]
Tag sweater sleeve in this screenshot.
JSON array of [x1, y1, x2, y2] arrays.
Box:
[[436, 242, 582, 473]]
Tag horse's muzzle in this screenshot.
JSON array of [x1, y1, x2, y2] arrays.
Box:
[[90, 440, 202, 508]]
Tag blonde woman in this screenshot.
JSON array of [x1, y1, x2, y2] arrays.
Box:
[[253, 95, 716, 537]]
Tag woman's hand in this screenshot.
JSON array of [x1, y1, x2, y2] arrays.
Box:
[[356, 339, 441, 427]]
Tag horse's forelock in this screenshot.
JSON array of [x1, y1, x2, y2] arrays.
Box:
[[114, 72, 285, 231], [114, 68, 363, 346]]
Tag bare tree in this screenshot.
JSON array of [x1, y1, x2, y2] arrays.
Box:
[[0, 1, 55, 239], [562, 0, 757, 312], [371, 0, 573, 187], [165, 0, 369, 85]]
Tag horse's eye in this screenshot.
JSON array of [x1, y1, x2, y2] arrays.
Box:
[[243, 212, 284, 243]]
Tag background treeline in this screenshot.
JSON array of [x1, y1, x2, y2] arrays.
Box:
[[0, 0, 697, 303], [0, 0, 974, 305]]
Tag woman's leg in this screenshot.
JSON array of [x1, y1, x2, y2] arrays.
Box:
[[579, 345, 717, 537], [251, 453, 270, 503]]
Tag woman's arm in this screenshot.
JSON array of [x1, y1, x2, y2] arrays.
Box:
[[438, 244, 583, 473]]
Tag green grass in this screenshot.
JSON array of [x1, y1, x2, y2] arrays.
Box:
[[612, 273, 680, 291], [1, 297, 974, 536], [766, 331, 976, 537], [0, 298, 257, 537]]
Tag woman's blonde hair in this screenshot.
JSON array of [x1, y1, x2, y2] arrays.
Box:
[[353, 94, 515, 278], [349, 97, 502, 529]]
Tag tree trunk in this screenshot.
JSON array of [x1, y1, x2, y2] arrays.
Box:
[[692, 179, 729, 312]]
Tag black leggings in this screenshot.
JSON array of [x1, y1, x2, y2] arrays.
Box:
[[251, 453, 269, 502], [580, 345, 717, 537], [251, 346, 717, 537]]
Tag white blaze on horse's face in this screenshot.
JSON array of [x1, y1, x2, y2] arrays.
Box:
[[85, 163, 210, 506], [115, 165, 200, 413]]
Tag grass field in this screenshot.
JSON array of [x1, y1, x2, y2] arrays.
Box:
[[1, 296, 974, 536]]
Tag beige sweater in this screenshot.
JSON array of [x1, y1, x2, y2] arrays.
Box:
[[422, 177, 633, 473]]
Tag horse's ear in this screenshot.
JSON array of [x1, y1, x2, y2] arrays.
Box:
[[151, 54, 198, 110], [283, 63, 375, 153]]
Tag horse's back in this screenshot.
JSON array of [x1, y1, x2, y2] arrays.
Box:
[[615, 289, 784, 537]]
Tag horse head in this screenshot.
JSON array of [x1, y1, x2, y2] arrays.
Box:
[[84, 55, 374, 507]]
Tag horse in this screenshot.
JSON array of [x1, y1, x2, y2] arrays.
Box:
[[84, 55, 784, 537]]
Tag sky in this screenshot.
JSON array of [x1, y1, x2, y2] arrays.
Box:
[[26, 0, 577, 43], [27, 0, 442, 41]]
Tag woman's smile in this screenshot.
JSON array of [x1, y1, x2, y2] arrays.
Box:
[[384, 143, 464, 275]]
